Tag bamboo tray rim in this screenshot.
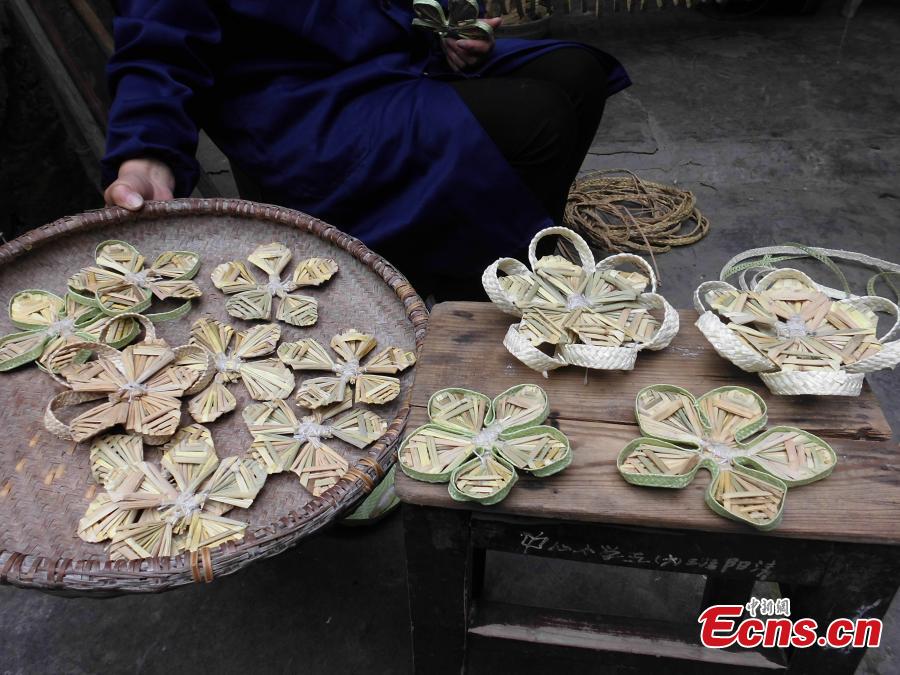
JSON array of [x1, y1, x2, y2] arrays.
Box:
[[0, 199, 429, 593]]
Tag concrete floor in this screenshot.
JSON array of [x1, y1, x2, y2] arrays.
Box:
[[1, 0, 898, 672]]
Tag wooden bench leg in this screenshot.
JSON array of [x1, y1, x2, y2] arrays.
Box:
[[786, 547, 900, 674], [403, 505, 474, 675]]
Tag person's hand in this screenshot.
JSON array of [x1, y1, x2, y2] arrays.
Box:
[[442, 17, 502, 72], [104, 158, 176, 211]]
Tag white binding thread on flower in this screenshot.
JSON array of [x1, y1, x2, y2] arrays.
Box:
[[45, 317, 76, 338], [775, 314, 813, 338], [472, 445, 493, 469], [161, 489, 208, 522], [699, 439, 741, 465], [123, 270, 152, 288], [264, 273, 296, 297], [566, 293, 591, 311], [118, 381, 148, 401], [330, 358, 362, 398], [215, 352, 243, 374], [472, 421, 504, 448], [293, 418, 333, 444]]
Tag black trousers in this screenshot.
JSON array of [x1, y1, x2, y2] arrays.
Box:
[[450, 47, 609, 225]]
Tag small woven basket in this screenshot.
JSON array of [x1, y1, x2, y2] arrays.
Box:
[[693, 245, 900, 396], [0, 199, 427, 594]]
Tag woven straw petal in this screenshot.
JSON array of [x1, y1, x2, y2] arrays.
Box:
[[427, 388, 492, 434], [618, 438, 701, 483], [292, 257, 339, 287], [361, 346, 417, 374], [210, 261, 260, 295], [707, 466, 787, 530], [89, 433, 145, 488], [275, 294, 318, 327], [491, 383, 548, 430], [496, 426, 569, 474], [69, 400, 131, 442], [247, 242, 292, 277], [9, 289, 66, 329], [0, 331, 49, 371], [95, 241, 144, 274], [225, 289, 273, 321], [183, 512, 248, 553], [277, 338, 335, 371], [149, 251, 200, 279], [188, 380, 238, 423], [239, 359, 295, 400], [397, 423, 476, 480], [331, 329, 378, 363], [290, 440, 349, 497], [741, 427, 837, 485], [449, 453, 517, 505], [695, 387, 766, 444], [150, 279, 202, 301], [295, 377, 349, 409], [107, 516, 175, 560], [634, 385, 706, 445], [233, 323, 280, 359], [329, 409, 388, 448], [190, 318, 235, 355], [354, 373, 401, 405]]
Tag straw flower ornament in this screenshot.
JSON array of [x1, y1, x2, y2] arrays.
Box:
[[618, 385, 836, 530], [278, 329, 417, 409], [43, 314, 213, 444], [211, 242, 338, 327], [398, 384, 571, 505], [79, 424, 267, 560], [695, 246, 900, 396], [243, 396, 387, 496], [0, 289, 138, 373], [483, 227, 679, 375], [412, 0, 494, 40], [68, 240, 201, 320], [186, 318, 295, 423]]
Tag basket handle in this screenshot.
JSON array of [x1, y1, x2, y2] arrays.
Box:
[[597, 253, 659, 293], [638, 293, 680, 351], [501, 324, 566, 376], [719, 244, 900, 301], [692, 280, 737, 313], [528, 227, 595, 271], [43, 390, 108, 441], [481, 258, 531, 316]]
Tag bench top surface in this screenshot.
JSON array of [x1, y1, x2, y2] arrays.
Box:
[[394, 302, 900, 545]]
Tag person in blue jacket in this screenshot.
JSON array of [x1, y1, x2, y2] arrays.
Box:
[[102, 2, 630, 296]]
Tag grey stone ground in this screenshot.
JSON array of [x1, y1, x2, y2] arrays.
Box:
[[1, 1, 898, 673]]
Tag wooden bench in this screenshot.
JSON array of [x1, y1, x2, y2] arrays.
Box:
[[395, 301, 900, 674]]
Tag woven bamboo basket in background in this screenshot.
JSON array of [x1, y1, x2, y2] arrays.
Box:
[[0, 200, 428, 594]]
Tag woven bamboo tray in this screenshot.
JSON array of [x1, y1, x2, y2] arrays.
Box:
[[0, 199, 427, 593]]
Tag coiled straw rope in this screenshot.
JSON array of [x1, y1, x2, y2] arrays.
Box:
[[564, 169, 710, 255]]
